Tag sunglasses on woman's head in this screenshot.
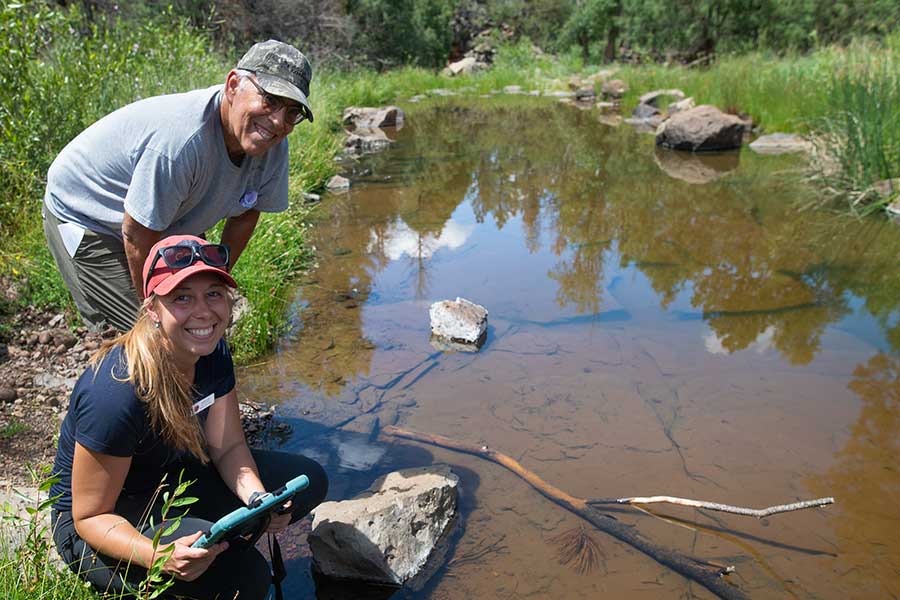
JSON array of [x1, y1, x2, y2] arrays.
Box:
[[145, 242, 230, 291]]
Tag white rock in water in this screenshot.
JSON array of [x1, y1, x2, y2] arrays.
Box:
[[309, 465, 459, 585], [326, 175, 350, 191], [429, 297, 488, 346], [749, 133, 811, 154]]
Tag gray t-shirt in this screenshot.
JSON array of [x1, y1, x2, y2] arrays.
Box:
[[44, 85, 289, 239]]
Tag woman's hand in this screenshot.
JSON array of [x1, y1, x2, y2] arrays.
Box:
[[266, 500, 293, 533], [162, 531, 228, 581]]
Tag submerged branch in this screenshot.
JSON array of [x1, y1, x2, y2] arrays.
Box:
[[381, 425, 748, 600]]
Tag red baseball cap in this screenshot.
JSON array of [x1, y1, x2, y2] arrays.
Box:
[[142, 235, 237, 298]]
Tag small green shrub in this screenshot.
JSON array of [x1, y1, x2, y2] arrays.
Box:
[[0, 419, 28, 439]]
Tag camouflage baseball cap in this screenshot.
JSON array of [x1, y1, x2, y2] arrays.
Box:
[[237, 40, 314, 122]]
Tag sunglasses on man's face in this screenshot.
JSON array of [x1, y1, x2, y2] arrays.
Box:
[[246, 77, 309, 125], [145, 243, 230, 294]]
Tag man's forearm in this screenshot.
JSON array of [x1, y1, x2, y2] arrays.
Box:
[[122, 213, 162, 300], [221, 209, 260, 269]]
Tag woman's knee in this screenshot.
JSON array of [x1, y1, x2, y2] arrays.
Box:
[[253, 450, 328, 516], [303, 456, 329, 505]]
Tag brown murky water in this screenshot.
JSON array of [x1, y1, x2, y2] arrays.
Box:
[[240, 97, 900, 599]]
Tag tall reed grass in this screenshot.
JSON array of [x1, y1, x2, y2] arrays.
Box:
[[810, 49, 900, 210]]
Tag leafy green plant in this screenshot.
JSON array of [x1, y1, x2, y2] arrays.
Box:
[[131, 471, 198, 600], [0, 419, 28, 439]]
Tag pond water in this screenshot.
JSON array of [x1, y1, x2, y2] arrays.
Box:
[[239, 97, 900, 599]]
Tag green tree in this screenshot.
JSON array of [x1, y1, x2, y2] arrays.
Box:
[[346, 0, 455, 69], [558, 0, 621, 63]]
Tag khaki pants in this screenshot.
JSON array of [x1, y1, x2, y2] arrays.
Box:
[[42, 209, 139, 332]]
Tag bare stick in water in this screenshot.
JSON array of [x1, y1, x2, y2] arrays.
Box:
[[587, 496, 834, 518]]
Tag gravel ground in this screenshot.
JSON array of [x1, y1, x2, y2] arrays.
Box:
[[0, 304, 288, 488]]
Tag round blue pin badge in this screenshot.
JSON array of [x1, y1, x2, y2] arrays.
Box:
[[239, 190, 258, 209]]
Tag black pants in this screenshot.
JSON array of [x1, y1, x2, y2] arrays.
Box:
[[52, 450, 328, 600]]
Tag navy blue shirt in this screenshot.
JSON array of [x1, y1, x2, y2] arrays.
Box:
[[51, 340, 235, 511]]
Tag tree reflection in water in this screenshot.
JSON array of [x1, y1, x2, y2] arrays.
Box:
[[290, 97, 900, 394], [810, 353, 900, 597]]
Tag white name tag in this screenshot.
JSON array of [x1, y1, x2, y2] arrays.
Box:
[[192, 393, 216, 415]]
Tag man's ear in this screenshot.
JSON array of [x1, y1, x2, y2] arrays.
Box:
[[224, 70, 241, 103]]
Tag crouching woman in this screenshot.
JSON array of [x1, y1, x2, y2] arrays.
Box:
[[50, 235, 327, 599]]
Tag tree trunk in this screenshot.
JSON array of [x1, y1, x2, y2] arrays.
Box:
[[604, 0, 623, 63]]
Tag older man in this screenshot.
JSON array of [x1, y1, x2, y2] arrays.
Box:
[[42, 40, 313, 331]]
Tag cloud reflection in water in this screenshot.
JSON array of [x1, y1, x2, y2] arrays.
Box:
[[369, 218, 474, 261]]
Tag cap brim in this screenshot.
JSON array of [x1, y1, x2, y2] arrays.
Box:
[[256, 72, 314, 122], [150, 263, 238, 298]]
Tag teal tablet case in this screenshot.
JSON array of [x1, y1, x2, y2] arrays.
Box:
[[191, 474, 310, 548]]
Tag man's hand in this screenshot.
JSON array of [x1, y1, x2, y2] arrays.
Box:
[[122, 212, 162, 299]]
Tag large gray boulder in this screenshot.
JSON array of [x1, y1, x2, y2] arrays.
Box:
[[749, 133, 811, 155], [429, 297, 487, 347], [343, 106, 405, 129], [309, 466, 459, 586], [655, 105, 745, 151]]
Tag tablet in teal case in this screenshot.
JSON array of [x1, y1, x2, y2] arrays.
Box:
[[192, 474, 309, 549]]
